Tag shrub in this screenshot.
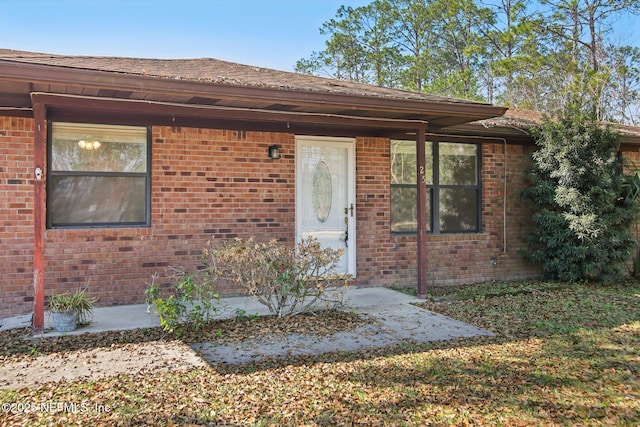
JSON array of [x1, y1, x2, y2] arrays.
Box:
[[204, 236, 352, 317], [521, 109, 640, 282], [145, 269, 219, 336]]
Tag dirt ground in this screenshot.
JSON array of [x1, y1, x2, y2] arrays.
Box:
[[0, 340, 208, 390]]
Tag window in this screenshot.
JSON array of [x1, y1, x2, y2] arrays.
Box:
[[48, 122, 150, 228], [390, 139, 480, 233]]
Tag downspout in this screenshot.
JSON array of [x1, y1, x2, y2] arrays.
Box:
[[487, 134, 508, 254], [501, 137, 508, 253], [32, 100, 47, 334], [476, 119, 534, 254]]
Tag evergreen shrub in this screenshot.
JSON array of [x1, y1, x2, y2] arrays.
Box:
[[521, 109, 640, 282]]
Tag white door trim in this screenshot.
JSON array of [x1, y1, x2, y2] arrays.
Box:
[[295, 135, 356, 276]]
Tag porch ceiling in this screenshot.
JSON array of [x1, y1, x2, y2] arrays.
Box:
[[0, 49, 507, 137]]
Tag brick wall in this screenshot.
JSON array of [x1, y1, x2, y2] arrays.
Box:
[[354, 138, 541, 290], [42, 127, 297, 310], [0, 117, 34, 317], [621, 146, 640, 245], [1, 117, 544, 319]]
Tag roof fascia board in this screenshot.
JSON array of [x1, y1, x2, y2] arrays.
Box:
[[439, 123, 535, 143], [31, 92, 429, 131], [1, 60, 506, 120], [446, 121, 640, 145], [47, 109, 409, 138], [0, 106, 32, 117], [424, 132, 513, 144]]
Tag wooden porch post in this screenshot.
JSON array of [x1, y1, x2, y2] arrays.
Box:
[[32, 101, 46, 334], [416, 126, 428, 298]]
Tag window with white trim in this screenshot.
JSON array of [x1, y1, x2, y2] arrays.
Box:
[[48, 122, 151, 228], [390, 140, 480, 233]]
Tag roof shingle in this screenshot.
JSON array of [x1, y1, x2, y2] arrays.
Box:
[[0, 48, 490, 106]]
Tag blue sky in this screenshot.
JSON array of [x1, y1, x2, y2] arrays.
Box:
[[1, 0, 638, 72], [0, 0, 370, 71]]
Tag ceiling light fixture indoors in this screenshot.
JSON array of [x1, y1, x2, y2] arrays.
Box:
[[78, 140, 101, 150]]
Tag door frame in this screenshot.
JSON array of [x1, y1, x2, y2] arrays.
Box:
[[295, 135, 356, 276]]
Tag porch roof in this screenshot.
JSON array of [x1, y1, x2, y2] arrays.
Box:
[[0, 48, 506, 137], [443, 108, 640, 146]]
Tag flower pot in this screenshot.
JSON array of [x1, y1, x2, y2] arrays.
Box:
[[52, 309, 79, 332]]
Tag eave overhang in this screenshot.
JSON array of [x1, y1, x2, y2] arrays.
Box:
[[441, 114, 640, 146], [437, 122, 536, 145], [0, 58, 507, 135], [31, 92, 429, 138]]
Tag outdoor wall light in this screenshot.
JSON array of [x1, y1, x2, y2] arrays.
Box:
[[78, 140, 101, 150], [268, 145, 281, 159]]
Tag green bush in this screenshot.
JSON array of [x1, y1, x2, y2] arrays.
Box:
[[521, 109, 640, 282], [204, 236, 352, 317], [145, 269, 219, 336]]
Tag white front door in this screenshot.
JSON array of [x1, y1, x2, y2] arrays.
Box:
[[296, 136, 356, 276]]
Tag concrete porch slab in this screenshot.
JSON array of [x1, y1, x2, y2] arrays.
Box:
[[1, 288, 492, 363], [1, 287, 422, 336], [192, 300, 492, 365]]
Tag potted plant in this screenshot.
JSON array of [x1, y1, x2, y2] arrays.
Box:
[[47, 288, 97, 332]]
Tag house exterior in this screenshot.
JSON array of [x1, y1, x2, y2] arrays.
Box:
[[2, 49, 637, 328]]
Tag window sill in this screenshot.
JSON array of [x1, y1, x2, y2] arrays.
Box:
[[46, 226, 152, 241], [391, 232, 489, 242]]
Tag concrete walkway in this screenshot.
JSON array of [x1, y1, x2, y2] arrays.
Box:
[[0, 288, 492, 365], [193, 288, 492, 364]]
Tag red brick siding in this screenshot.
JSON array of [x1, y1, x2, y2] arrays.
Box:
[[621, 147, 640, 246], [354, 138, 540, 289], [1, 123, 298, 317], [42, 127, 297, 309], [0, 116, 568, 319], [0, 117, 34, 317], [354, 137, 397, 286]]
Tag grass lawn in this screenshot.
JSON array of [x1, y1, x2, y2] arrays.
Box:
[[1, 280, 639, 426]]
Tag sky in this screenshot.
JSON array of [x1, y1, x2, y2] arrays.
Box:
[[0, 0, 370, 71], [1, 0, 638, 73]]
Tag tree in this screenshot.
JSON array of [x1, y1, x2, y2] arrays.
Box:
[[534, 0, 640, 119], [600, 45, 640, 124], [424, 0, 495, 99], [295, 5, 370, 82], [379, 0, 494, 98], [296, 0, 495, 99], [295, 2, 403, 86], [296, 0, 640, 123], [521, 107, 640, 281], [486, 0, 545, 104], [386, 0, 439, 91]]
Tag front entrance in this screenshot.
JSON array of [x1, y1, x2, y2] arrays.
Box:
[[296, 136, 356, 275]]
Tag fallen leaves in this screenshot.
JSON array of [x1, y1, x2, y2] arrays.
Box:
[[1, 281, 639, 426], [0, 309, 369, 364]]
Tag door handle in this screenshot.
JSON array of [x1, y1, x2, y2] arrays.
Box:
[[346, 203, 354, 217], [343, 204, 353, 248], [344, 216, 349, 247]]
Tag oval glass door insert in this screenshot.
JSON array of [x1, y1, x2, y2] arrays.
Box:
[[312, 160, 332, 223]]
